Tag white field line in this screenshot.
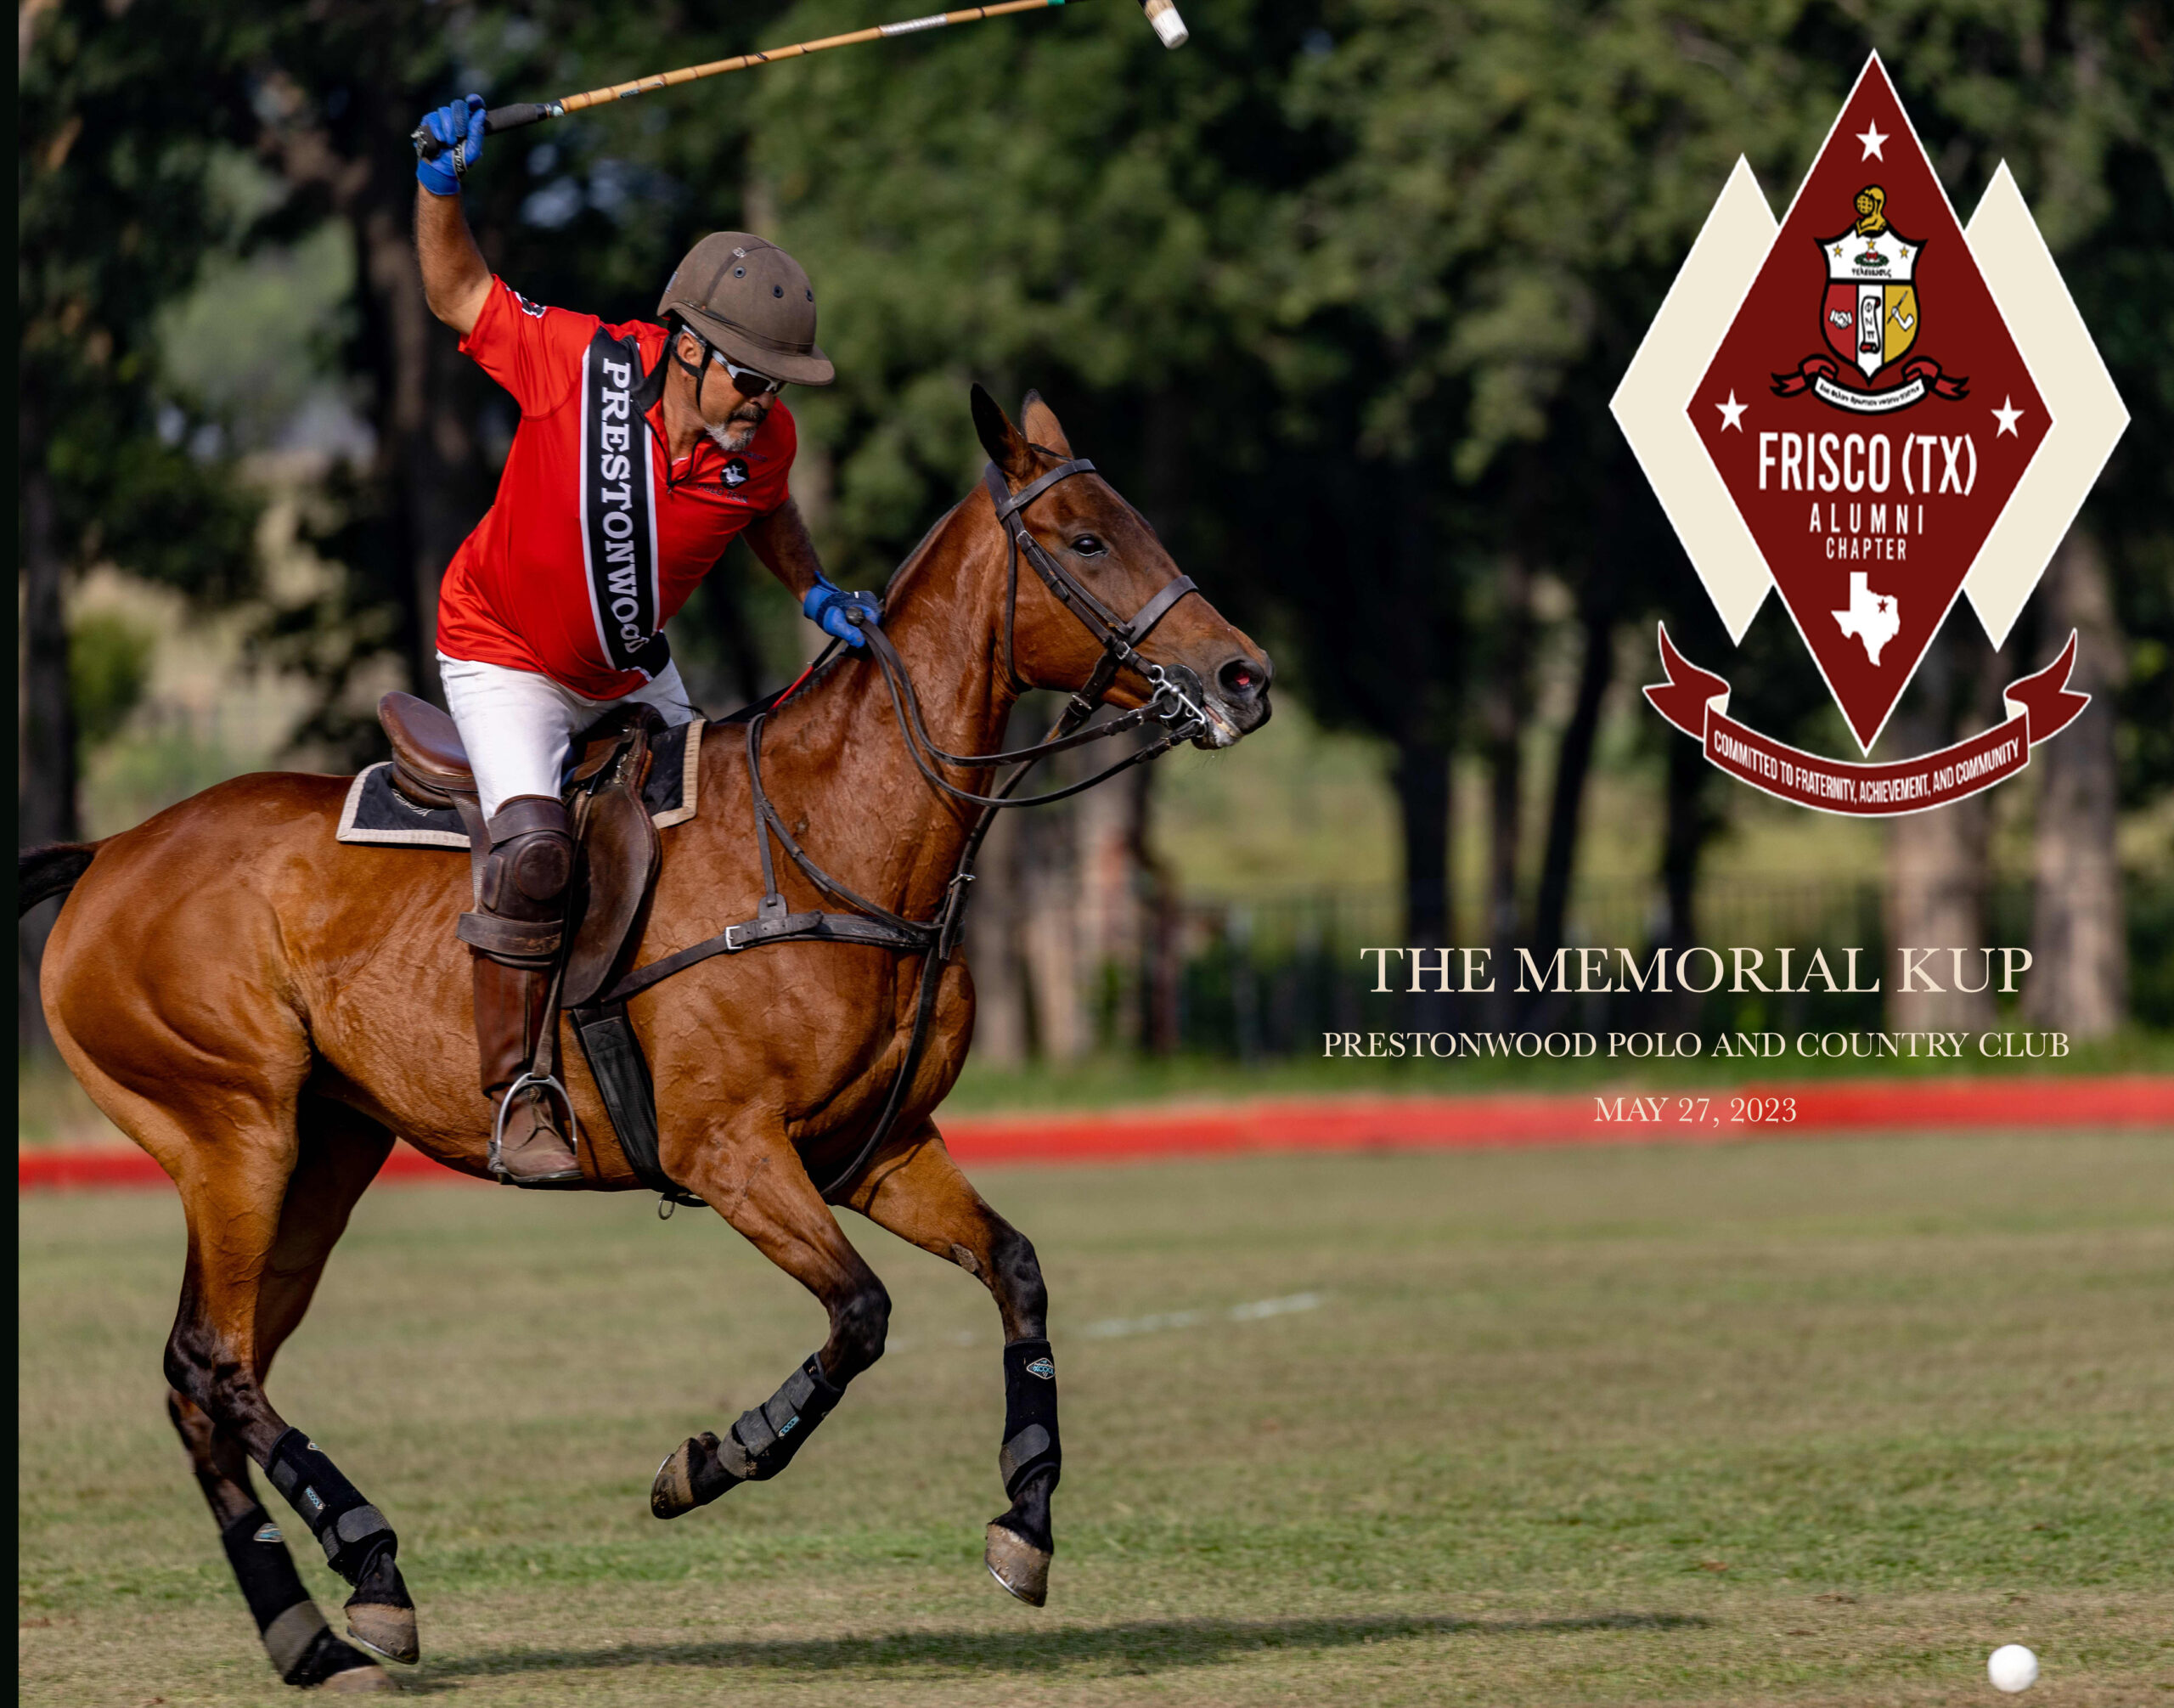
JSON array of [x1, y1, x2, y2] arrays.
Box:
[[1082, 1291, 1326, 1339], [887, 1292, 1326, 1355]]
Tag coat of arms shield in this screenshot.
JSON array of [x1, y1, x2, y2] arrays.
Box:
[[1817, 187, 1922, 380]]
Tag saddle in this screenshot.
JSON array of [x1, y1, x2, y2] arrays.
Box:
[[377, 691, 662, 1012]]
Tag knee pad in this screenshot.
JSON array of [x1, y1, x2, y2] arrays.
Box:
[[1000, 1338, 1062, 1497], [267, 1429, 395, 1582], [480, 796, 572, 916]]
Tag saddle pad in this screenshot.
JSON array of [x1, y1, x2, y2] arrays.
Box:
[[336, 719, 705, 849]]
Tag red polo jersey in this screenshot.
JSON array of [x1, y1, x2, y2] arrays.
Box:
[[435, 276, 797, 700]]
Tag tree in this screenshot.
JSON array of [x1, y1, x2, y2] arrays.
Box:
[[20, 0, 263, 1048]]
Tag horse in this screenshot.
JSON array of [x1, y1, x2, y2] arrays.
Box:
[[21, 388, 1271, 1694]]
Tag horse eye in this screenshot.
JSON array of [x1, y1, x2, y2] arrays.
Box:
[[1070, 535, 1107, 557]]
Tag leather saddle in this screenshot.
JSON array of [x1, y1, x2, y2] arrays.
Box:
[[377, 691, 664, 1009]]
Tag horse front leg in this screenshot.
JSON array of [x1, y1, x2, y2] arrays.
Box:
[[650, 1130, 892, 1519], [847, 1124, 1060, 1606]]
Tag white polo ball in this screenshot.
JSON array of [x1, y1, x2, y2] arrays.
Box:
[[1987, 1644, 2038, 1694]]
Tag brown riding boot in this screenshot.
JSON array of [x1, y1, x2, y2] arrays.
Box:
[[458, 796, 582, 1187]]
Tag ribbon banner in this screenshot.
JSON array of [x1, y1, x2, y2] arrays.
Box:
[[1769, 354, 1969, 413], [1644, 624, 2087, 816]]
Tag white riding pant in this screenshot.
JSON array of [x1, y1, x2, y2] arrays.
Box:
[[437, 653, 698, 820]]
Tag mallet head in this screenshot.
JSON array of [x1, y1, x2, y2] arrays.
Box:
[[1139, 0, 1188, 48]]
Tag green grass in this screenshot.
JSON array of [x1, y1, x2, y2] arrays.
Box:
[[19, 1135, 2174, 1704]]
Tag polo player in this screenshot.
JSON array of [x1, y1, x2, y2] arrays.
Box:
[[412, 94, 881, 1186]]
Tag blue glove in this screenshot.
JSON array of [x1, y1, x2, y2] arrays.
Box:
[[415, 95, 486, 196], [803, 577, 883, 648]]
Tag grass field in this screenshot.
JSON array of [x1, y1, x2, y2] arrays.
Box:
[[19, 1134, 2174, 1705]]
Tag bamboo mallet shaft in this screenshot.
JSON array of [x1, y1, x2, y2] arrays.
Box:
[[416, 0, 1186, 161]]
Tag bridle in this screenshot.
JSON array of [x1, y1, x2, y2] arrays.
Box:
[[852, 453, 1214, 811], [988, 454, 1210, 748], [595, 448, 1223, 1206]]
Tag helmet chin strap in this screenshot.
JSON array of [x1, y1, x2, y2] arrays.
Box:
[[670, 324, 713, 414]]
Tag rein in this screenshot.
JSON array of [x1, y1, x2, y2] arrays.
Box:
[[594, 454, 1207, 1202]]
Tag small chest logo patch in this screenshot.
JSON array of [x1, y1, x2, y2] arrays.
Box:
[[1025, 1357, 1056, 1380], [252, 1523, 284, 1544], [721, 457, 750, 489], [513, 290, 548, 319]]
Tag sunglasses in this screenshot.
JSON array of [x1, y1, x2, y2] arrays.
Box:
[[710, 349, 783, 397]]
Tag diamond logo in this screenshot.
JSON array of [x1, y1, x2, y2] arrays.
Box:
[[1691, 56, 2049, 751], [1613, 54, 2126, 812]]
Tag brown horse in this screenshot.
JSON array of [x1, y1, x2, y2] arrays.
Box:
[[23, 389, 1271, 1694]]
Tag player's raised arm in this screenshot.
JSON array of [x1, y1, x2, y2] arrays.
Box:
[[414, 95, 493, 337]]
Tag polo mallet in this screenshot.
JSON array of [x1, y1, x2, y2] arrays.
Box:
[[414, 0, 1186, 161]]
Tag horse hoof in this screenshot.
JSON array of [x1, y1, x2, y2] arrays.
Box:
[[984, 1522, 1050, 1607], [344, 1602, 419, 1666], [319, 1661, 399, 1693], [651, 1432, 740, 1519], [652, 1437, 701, 1519]]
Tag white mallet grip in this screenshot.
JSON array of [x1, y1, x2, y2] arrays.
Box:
[[1139, 0, 1188, 48]]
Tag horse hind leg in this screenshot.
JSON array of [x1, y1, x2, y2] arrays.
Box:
[[163, 1098, 419, 1678], [846, 1125, 1060, 1606], [166, 1392, 391, 1694], [650, 1131, 892, 1520]]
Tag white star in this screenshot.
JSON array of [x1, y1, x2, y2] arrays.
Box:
[[1715, 392, 1747, 432], [1856, 121, 1888, 160], [1991, 396, 2024, 437]]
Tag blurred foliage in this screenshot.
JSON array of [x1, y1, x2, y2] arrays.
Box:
[[66, 612, 156, 753], [18, 0, 266, 603], [19, 0, 2171, 898]]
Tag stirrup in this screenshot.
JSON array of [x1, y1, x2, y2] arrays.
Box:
[[487, 1069, 582, 1185]]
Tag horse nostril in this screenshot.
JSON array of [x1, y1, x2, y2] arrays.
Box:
[[1218, 657, 1269, 700]]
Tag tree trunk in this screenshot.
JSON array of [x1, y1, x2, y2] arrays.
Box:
[[1076, 727, 1156, 1053], [1135, 391, 1193, 1053], [963, 805, 1028, 1067], [1391, 737, 1453, 945], [1483, 554, 1532, 1023], [1125, 747, 1182, 1055], [1886, 791, 1996, 1031], [2025, 530, 2126, 1035], [1653, 725, 1717, 1033], [19, 406, 76, 1054], [358, 192, 486, 707], [1532, 604, 1615, 965], [1884, 629, 2001, 1033], [1017, 785, 1086, 1063]]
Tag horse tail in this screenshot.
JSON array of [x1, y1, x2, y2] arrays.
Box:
[[18, 843, 99, 916]]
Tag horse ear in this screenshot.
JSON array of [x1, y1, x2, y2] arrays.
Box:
[[971, 383, 1035, 484], [1019, 389, 1073, 458]]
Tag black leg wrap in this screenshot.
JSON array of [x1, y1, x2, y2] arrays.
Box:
[[219, 1507, 377, 1686], [727, 1353, 846, 1482], [1000, 1338, 1062, 1497], [651, 1353, 848, 1519], [680, 1431, 748, 1507], [266, 1428, 396, 1583]]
